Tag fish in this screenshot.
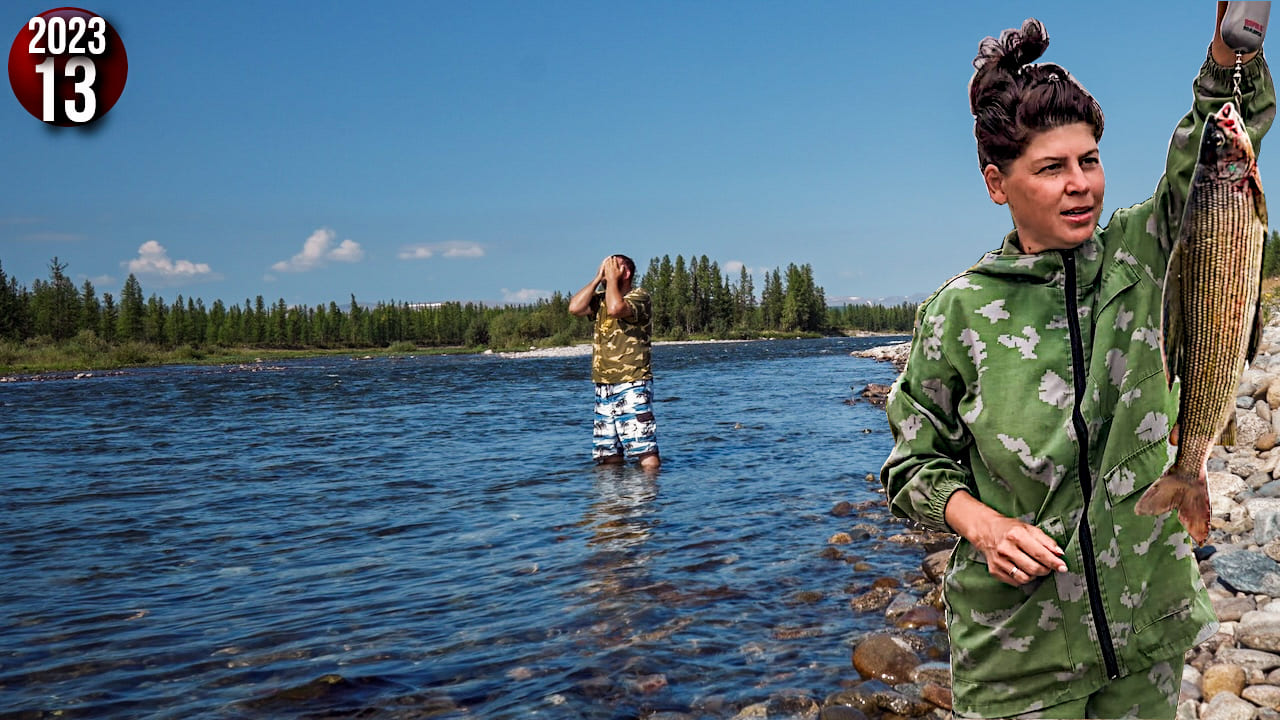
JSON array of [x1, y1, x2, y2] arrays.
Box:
[[1134, 101, 1268, 545]]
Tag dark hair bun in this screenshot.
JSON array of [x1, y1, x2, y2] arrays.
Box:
[[967, 18, 1102, 170], [973, 18, 1049, 76]]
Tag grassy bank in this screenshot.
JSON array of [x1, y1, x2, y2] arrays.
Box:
[[0, 328, 857, 376], [0, 335, 480, 376]]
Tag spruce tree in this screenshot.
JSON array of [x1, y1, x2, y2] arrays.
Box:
[[118, 274, 145, 342]]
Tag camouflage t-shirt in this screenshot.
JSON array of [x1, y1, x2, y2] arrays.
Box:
[[591, 287, 653, 384]]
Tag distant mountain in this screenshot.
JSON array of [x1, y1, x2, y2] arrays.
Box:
[[827, 292, 930, 308]]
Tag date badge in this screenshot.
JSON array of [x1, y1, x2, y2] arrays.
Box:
[[8, 7, 127, 126]]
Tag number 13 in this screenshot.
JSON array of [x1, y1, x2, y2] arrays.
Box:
[[34, 57, 97, 123]]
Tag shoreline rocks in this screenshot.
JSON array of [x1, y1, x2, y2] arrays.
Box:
[[851, 341, 910, 370], [827, 323, 1280, 720]]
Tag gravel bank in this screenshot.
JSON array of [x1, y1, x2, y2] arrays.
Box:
[[810, 323, 1280, 720]]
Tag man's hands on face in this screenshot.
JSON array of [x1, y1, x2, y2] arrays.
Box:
[[602, 256, 624, 282]]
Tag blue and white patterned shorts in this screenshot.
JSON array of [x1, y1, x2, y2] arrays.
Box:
[[593, 379, 658, 460]]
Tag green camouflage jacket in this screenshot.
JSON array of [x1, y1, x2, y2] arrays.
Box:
[[882, 52, 1274, 717], [591, 287, 653, 384]]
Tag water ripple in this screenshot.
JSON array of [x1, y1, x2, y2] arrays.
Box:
[[0, 337, 913, 718]]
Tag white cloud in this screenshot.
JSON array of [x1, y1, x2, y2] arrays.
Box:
[[271, 228, 364, 272], [442, 242, 484, 258], [329, 239, 363, 262], [723, 260, 745, 273], [502, 288, 552, 304], [125, 241, 214, 282], [398, 246, 435, 260], [398, 241, 485, 260]]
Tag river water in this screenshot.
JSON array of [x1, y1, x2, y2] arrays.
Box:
[[1, 336, 924, 719]]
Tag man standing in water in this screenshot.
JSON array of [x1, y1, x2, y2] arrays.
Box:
[[569, 255, 661, 470]]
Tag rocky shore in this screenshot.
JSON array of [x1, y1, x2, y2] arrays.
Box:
[[794, 325, 1280, 720]]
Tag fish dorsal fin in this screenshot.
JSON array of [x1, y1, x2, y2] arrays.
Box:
[[1160, 241, 1186, 388], [1248, 250, 1267, 366]]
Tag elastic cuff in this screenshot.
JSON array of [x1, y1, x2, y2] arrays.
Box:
[[926, 478, 973, 535], [1201, 45, 1268, 86]]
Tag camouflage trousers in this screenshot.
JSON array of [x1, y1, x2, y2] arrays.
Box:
[[999, 657, 1182, 720]]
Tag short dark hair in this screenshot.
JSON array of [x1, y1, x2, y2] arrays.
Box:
[[968, 18, 1104, 171], [613, 254, 636, 278]]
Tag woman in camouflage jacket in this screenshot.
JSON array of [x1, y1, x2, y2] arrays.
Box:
[[881, 8, 1274, 719]]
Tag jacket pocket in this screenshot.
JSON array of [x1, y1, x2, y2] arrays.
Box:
[[1099, 370, 1178, 508], [1095, 258, 1140, 318], [943, 517, 1076, 688]]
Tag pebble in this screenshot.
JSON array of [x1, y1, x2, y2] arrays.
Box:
[[849, 586, 896, 613], [851, 633, 921, 685], [1202, 691, 1258, 720], [1244, 684, 1280, 711], [831, 325, 1280, 720], [1215, 595, 1260, 622], [1241, 611, 1280, 652], [1184, 664, 1205, 703], [1204, 664, 1247, 701]]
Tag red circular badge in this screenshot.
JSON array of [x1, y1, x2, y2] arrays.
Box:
[[8, 7, 127, 126]]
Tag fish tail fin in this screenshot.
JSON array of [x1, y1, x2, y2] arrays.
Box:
[[1134, 473, 1187, 517], [1134, 468, 1210, 545]]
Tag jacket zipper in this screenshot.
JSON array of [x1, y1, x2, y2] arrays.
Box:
[[1061, 251, 1121, 680]]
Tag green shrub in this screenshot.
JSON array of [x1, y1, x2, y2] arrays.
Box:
[[548, 329, 577, 347], [110, 342, 151, 366], [172, 344, 205, 360], [70, 329, 108, 360]]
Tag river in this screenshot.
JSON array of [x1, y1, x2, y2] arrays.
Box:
[[1, 336, 924, 719]]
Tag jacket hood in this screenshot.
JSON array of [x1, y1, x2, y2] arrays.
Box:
[[966, 229, 1106, 290]]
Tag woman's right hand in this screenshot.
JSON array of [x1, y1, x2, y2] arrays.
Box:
[[944, 490, 1068, 587]]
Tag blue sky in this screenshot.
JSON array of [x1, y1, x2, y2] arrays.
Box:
[[1, 2, 1243, 308]]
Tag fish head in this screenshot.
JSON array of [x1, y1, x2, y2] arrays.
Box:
[[1200, 102, 1257, 183]]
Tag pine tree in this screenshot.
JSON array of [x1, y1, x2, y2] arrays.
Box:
[[734, 264, 756, 329], [144, 294, 168, 344], [31, 257, 79, 340], [100, 292, 117, 342], [208, 299, 228, 346], [166, 295, 187, 346], [118, 274, 145, 342], [670, 256, 692, 335], [0, 260, 21, 339], [190, 297, 207, 344], [81, 279, 101, 338], [761, 268, 784, 329], [253, 295, 268, 344]]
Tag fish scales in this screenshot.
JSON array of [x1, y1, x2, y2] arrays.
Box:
[[1134, 101, 1267, 545]]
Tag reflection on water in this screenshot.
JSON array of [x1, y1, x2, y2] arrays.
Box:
[[0, 337, 918, 718], [585, 465, 660, 598]]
